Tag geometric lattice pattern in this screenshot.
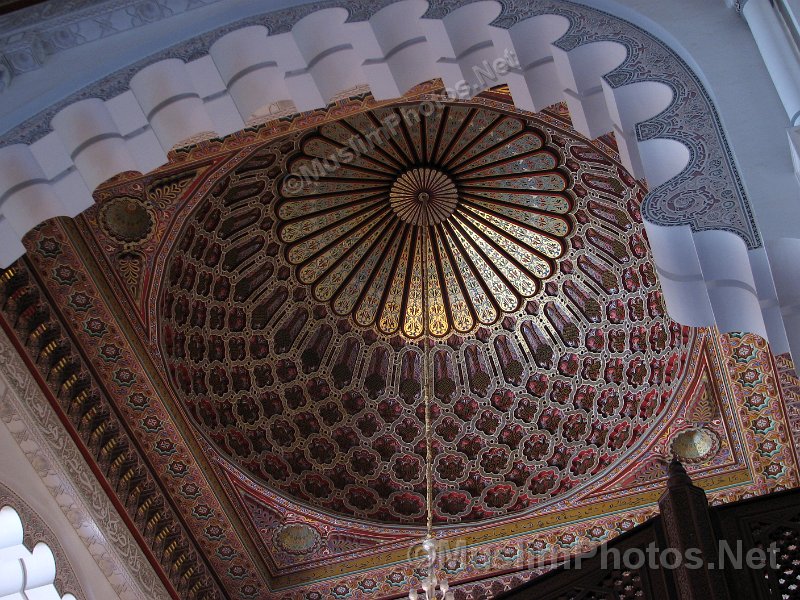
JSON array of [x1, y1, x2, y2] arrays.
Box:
[[754, 516, 800, 599], [160, 98, 690, 524], [545, 569, 645, 600], [776, 352, 800, 463]]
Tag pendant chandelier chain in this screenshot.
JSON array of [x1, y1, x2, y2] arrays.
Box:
[[422, 225, 434, 539], [409, 225, 452, 600]]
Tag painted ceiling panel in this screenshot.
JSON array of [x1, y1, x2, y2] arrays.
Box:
[[157, 97, 688, 528], [0, 84, 795, 600]]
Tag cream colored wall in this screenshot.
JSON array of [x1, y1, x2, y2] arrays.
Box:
[[0, 329, 169, 600], [0, 408, 122, 600]]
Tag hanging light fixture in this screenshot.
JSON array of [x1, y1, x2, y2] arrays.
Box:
[[407, 534, 453, 600], [408, 225, 454, 600]]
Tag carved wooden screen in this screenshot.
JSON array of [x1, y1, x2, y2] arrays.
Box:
[[714, 490, 800, 600]]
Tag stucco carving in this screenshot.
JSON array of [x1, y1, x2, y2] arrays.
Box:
[[0, 0, 760, 250], [0, 482, 86, 599], [0, 328, 169, 600], [447, 0, 759, 246]]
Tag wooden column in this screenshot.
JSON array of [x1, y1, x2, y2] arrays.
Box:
[[657, 458, 731, 600]]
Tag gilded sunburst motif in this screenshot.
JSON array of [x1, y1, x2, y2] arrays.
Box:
[[276, 103, 574, 338], [389, 168, 458, 225]]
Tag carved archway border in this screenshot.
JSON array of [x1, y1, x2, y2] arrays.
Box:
[[0, 0, 758, 250], [484, 0, 759, 246], [0, 326, 170, 600], [0, 482, 86, 600]]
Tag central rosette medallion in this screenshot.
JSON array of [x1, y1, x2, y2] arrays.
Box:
[[276, 102, 574, 337], [389, 168, 458, 225]]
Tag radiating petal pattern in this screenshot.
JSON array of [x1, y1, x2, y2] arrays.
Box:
[[160, 97, 689, 525], [276, 103, 574, 337]]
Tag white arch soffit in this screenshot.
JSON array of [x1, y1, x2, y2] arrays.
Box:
[[0, 324, 169, 600], [0, 0, 783, 352], [0, 506, 76, 600]]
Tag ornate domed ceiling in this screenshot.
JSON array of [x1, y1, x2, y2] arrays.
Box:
[[159, 98, 690, 525], [6, 83, 796, 600], [277, 105, 571, 338]]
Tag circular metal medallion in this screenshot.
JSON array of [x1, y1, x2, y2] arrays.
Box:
[[99, 196, 154, 244], [671, 428, 719, 463], [273, 523, 321, 555]]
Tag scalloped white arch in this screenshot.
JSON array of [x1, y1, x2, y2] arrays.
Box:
[[0, 506, 77, 600], [0, 0, 799, 362]]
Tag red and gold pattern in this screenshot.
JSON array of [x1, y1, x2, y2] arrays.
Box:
[[776, 352, 800, 461], [722, 334, 799, 492], [159, 97, 690, 526], [1, 86, 795, 600]]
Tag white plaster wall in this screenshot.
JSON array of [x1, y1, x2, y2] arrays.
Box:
[[3, 0, 792, 239], [2, 0, 789, 238], [588, 0, 800, 358], [0, 414, 121, 600], [589, 0, 800, 242], [0, 0, 320, 134]]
